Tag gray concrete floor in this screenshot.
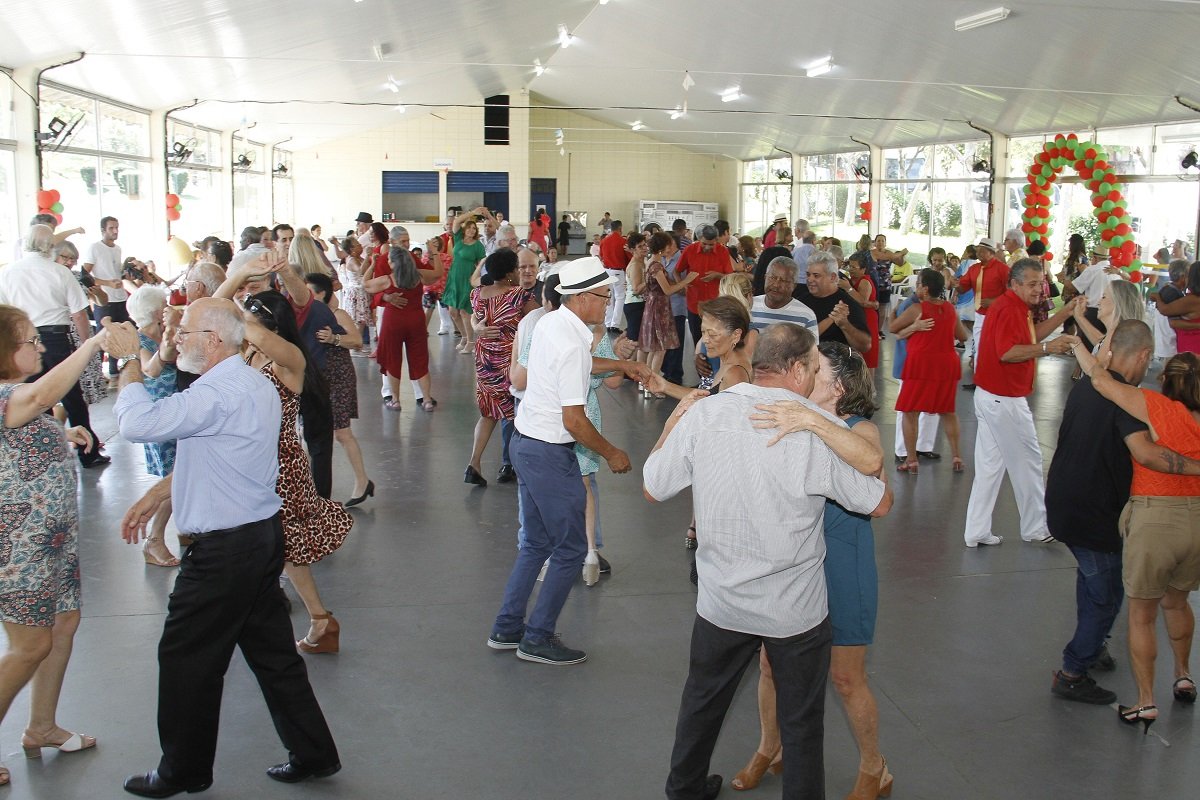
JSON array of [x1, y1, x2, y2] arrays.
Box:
[[2, 330, 1196, 800]]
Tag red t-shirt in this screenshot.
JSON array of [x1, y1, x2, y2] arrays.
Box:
[[1131, 391, 1200, 496], [599, 231, 630, 271], [974, 290, 1036, 397], [678, 241, 734, 315], [957, 257, 1009, 314]]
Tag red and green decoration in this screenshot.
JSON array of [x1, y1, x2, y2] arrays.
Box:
[[858, 201, 872, 222], [1021, 134, 1144, 282], [166, 193, 183, 222], [36, 188, 64, 224]]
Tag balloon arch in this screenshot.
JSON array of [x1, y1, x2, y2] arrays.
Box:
[[1020, 133, 1144, 282]]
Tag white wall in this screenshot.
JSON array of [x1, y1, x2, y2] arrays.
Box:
[[529, 107, 739, 234]]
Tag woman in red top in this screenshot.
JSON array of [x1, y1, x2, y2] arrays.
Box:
[[363, 245, 445, 411], [421, 236, 452, 333], [846, 252, 880, 371], [528, 211, 550, 255], [1075, 345, 1200, 735], [892, 269, 970, 473]]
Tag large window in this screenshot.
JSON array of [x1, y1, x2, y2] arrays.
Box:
[[795, 150, 870, 247], [272, 149, 293, 226], [232, 137, 268, 232], [38, 83, 154, 261], [167, 119, 224, 247], [879, 141, 990, 264], [0, 149, 19, 263], [740, 157, 792, 238]]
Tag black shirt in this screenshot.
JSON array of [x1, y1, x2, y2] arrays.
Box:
[[752, 246, 793, 296], [1159, 284, 1184, 305], [558, 221, 571, 243], [1045, 371, 1148, 552], [792, 286, 869, 347]]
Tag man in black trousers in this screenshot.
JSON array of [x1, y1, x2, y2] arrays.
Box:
[[115, 298, 339, 797]]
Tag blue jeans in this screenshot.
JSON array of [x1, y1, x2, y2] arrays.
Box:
[[518, 469, 602, 550], [661, 314, 688, 384], [500, 418, 514, 467], [494, 432, 587, 642], [1062, 544, 1124, 675]]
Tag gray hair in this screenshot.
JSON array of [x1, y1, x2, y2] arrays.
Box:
[[828, 244, 844, 263], [51, 240, 79, 261], [497, 224, 518, 244], [1109, 319, 1154, 358], [1106, 280, 1144, 325], [389, 245, 421, 289], [1004, 228, 1024, 244], [766, 255, 799, 282], [807, 250, 839, 275], [1008, 257, 1044, 285], [198, 301, 245, 349], [752, 323, 817, 375], [696, 224, 718, 242], [186, 262, 226, 296], [25, 224, 54, 255], [126, 285, 168, 328], [1169, 258, 1190, 283], [389, 225, 408, 240]]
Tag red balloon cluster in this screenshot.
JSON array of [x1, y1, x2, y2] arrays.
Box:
[[36, 189, 63, 224], [166, 193, 183, 222], [858, 200, 872, 222], [1020, 135, 1141, 271]]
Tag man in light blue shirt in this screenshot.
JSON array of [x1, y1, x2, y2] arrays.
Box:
[[114, 298, 340, 797]]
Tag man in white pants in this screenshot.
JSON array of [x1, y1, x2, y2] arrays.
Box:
[[963, 259, 1082, 547], [598, 220, 629, 332]]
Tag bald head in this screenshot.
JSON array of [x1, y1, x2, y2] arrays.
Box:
[[186, 262, 227, 302]]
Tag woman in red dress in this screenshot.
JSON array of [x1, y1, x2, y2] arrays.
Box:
[[464, 249, 538, 486], [363, 245, 445, 411], [528, 210, 550, 255], [846, 252, 880, 371], [892, 268, 970, 473]]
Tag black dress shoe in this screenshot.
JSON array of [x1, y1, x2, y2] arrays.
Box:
[[123, 770, 211, 797], [266, 760, 341, 784], [916, 451, 941, 460], [81, 454, 112, 468], [345, 479, 375, 507], [497, 464, 517, 483], [961, 382, 976, 391], [701, 774, 723, 800], [464, 465, 488, 487]]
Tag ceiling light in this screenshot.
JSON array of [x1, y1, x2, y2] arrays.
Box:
[[383, 76, 400, 93], [631, 121, 645, 131], [557, 24, 574, 48], [720, 87, 741, 103], [395, 104, 406, 112], [669, 105, 684, 120], [805, 57, 832, 77], [954, 6, 1011, 31], [533, 59, 545, 76], [599, 0, 610, 4]]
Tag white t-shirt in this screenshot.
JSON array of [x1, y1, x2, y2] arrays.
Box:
[[514, 304, 592, 444], [86, 240, 126, 301], [751, 294, 818, 332], [0, 254, 89, 326], [1072, 261, 1121, 308]]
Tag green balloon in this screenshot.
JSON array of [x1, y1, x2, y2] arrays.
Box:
[[174, 203, 183, 212], [1111, 235, 1124, 247], [1101, 200, 1115, 212], [1085, 159, 1095, 169], [1098, 182, 1112, 195], [1022, 185, 1033, 195], [50, 201, 63, 213], [1029, 232, 1042, 241], [1131, 259, 1143, 270]]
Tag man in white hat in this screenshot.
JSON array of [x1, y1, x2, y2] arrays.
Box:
[[957, 237, 1010, 390], [763, 213, 789, 249], [487, 257, 648, 665]]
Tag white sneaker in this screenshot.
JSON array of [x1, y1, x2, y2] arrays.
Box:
[[966, 535, 1004, 548]]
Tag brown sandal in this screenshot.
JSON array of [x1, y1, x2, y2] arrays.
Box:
[[297, 612, 340, 654], [731, 750, 782, 791]]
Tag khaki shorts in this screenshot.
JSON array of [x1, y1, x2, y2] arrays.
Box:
[[1121, 496, 1200, 599]]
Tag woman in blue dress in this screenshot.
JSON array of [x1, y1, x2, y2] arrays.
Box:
[[127, 286, 179, 567]]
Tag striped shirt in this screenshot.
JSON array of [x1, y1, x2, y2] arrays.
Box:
[[644, 383, 886, 637], [751, 294, 818, 332]]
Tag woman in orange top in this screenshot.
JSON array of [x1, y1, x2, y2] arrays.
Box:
[[1075, 345, 1200, 735]]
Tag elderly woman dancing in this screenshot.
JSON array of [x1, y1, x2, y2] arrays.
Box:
[[0, 305, 138, 786]]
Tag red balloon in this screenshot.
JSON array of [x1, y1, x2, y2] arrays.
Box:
[[1085, 148, 1097, 159], [1101, 228, 1115, 241], [1074, 160, 1088, 171], [1092, 196, 1104, 208], [53, 213, 62, 225], [1115, 223, 1131, 236], [1121, 240, 1136, 253], [1027, 174, 1040, 185], [860, 211, 871, 221], [1106, 190, 1120, 203], [166, 207, 181, 222], [1110, 207, 1125, 219], [47, 189, 60, 204], [1129, 271, 1142, 283], [1021, 222, 1034, 233], [165, 193, 180, 207], [36, 190, 55, 208], [1044, 251, 1055, 262], [1093, 160, 1108, 171], [1067, 133, 1078, 140], [1078, 169, 1094, 181], [1097, 212, 1110, 223], [1036, 207, 1049, 219], [1036, 223, 1048, 235]]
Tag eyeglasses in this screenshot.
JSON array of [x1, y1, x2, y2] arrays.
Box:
[[585, 290, 612, 300], [22, 334, 42, 347], [176, 329, 216, 339], [245, 297, 275, 320]]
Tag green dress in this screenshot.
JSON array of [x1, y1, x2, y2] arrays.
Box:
[[442, 230, 485, 311]]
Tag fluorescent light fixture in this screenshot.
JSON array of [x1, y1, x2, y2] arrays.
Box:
[[720, 87, 741, 103], [382, 75, 400, 93], [395, 104, 406, 112], [533, 59, 545, 76], [669, 105, 684, 120], [954, 6, 1010, 31], [557, 24, 574, 48], [631, 120, 645, 131], [559, 146, 565, 156], [1162, 132, 1200, 143], [599, 0, 610, 4], [804, 57, 832, 77]]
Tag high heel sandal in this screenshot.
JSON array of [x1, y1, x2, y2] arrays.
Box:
[[897, 459, 918, 474], [142, 542, 180, 568], [952, 457, 965, 473], [1118, 704, 1158, 734], [297, 612, 340, 654], [345, 479, 375, 507], [845, 757, 893, 800], [21, 730, 97, 758], [1174, 676, 1197, 703], [731, 750, 782, 791]]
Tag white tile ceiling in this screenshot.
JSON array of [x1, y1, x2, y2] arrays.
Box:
[[3, 0, 1199, 156]]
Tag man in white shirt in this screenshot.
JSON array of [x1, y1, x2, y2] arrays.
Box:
[[0, 224, 106, 465], [354, 212, 374, 252], [645, 323, 888, 800], [1070, 246, 1123, 350], [82, 216, 126, 375], [487, 257, 645, 666], [791, 230, 818, 269]]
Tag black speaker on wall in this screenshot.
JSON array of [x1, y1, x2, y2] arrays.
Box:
[[484, 95, 509, 146]]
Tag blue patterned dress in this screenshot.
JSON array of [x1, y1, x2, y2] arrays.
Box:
[[137, 332, 177, 477], [0, 384, 81, 626], [575, 336, 617, 476]]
